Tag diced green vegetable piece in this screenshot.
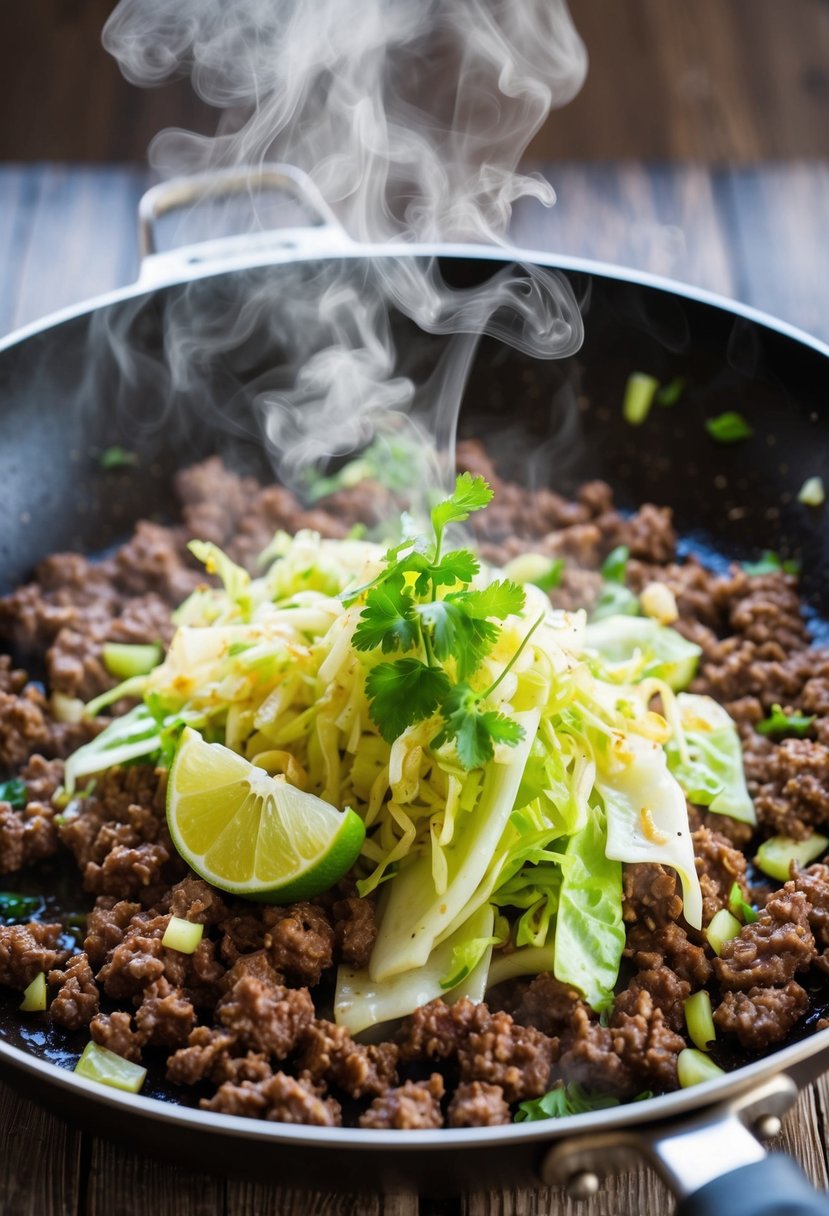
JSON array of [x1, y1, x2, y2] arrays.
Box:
[[623, 373, 660, 426], [74, 1041, 147, 1093], [798, 476, 825, 507], [677, 1047, 725, 1088], [99, 446, 138, 470], [591, 583, 640, 622], [655, 377, 686, 407], [503, 554, 564, 592], [756, 704, 815, 738], [705, 411, 754, 443], [683, 990, 716, 1052], [161, 916, 204, 954], [0, 779, 27, 809], [102, 642, 162, 681], [755, 833, 829, 883], [705, 908, 742, 957], [600, 546, 629, 583], [19, 973, 46, 1012], [727, 881, 758, 925]]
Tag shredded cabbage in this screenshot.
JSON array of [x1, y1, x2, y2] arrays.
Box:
[[65, 524, 718, 1021]]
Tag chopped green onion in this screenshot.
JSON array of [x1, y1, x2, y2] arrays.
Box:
[[19, 973, 47, 1012], [756, 704, 815, 739], [600, 546, 630, 584], [102, 643, 162, 681], [755, 833, 829, 883], [161, 916, 204, 954], [705, 412, 754, 443], [798, 476, 825, 507], [683, 990, 716, 1052], [655, 377, 686, 407], [0, 779, 27, 809], [677, 1047, 726, 1088], [503, 553, 564, 592], [74, 1041, 147, 1093], [623, 373, 660, 426], [99, 446, 138, 470], [727, 881, 758, 925], [742, 550, 801, 577], [705, 908, 742, 956]]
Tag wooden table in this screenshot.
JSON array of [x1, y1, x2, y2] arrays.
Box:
[[1, 162, 828, 1215]]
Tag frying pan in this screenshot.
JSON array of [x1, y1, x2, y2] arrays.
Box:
[[1, 166, 829, 1213]]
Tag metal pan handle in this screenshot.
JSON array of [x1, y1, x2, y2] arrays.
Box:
[[137, 164, 355, 286], [674, 1155, 829, 1216]]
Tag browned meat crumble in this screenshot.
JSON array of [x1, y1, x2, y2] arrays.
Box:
[[0, 442, 828, 1128]]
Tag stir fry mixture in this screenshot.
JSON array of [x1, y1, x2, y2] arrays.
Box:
[[0, 440, 828, 1129]]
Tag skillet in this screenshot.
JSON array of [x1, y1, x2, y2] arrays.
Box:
[[1, 166, 829, 1213]]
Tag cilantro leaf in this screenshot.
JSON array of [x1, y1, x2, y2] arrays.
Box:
[[453, 579, 525, 621], [365, 660, 451, 743], [416, 600, 468, 663], [430, 473, 493, 541], [428, 550, 480, 589], [433, 685, 525, 769], [756, 703, 815, 738], [0, 779, 27, 809], [515, 1082, 621, 1122], [353, 579, 419, 654]]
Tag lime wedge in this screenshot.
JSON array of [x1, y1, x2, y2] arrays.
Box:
[[167, 728, 365, 902]]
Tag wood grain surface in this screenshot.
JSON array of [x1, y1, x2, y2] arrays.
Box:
[[0, 162, 827, 1215]]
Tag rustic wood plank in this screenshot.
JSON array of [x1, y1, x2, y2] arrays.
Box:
[[10, 165, 147, 330], [85, 1138, 225, 1216], [775, 1084, 829, 1190], [721, 163, 829, 341], [0, 1081, 82, 1216], [513, 163, 736, 297], [225, 1184, 420, 1216]]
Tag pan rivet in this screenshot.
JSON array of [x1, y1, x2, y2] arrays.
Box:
[[565, 1170, 600, 1200], [754, 1114, 782, 1140]]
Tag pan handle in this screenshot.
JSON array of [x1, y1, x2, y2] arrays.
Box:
[[541, 1073, 829, 1213], [674, 1155, 829, 1216], [137, 164, 355, 286]]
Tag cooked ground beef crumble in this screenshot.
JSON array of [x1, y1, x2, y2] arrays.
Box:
[[1, 441, 829, 1129]]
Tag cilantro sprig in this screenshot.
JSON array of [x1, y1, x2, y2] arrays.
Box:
[[352, 474, 534, 769]]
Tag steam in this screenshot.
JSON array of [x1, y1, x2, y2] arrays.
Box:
[[103, 0, 589, 499]]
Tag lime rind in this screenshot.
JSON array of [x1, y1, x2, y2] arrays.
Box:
[[167, 728, 365, 902]]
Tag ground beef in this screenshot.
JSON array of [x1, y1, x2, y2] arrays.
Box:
[[625, 920, 713, 987], [456, 1006, 556, 1103], [89, 1011, 145, 1062], [262, 902, 335, 986], [332, 896, 376, 969], [216, 974, 314, 1058], [715, 887, 816, 990], [555, 1005, 634, 1097], [447, 1081, 511, 1127], [610, 989, 686, 1090], [47, 953, 99, 1029], [359, 1075, 445, 1130], [0, 922, 65, 989], [752, 739, 829, 839], [613, 968, 690, 1035], [398, 998, 464, 1063], [714, 981, 810, 1051], [5, 452, 829, 1128], [623, 864, 683, 928], [298, 1020, 398, 1099], [134, 977, 196, 1047], [507, 972, 583, 1038], [692, 825, 749, 925]]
